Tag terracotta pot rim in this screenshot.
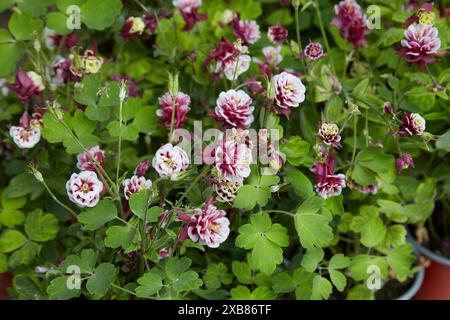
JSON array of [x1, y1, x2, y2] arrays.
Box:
[[407, 234, 450, 267]]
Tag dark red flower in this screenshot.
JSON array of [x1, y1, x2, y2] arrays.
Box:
[[8, 70, 45, 103], [396, 153, 415, 173], [394, 112, 426, 137], [267, 24, 288, 45]]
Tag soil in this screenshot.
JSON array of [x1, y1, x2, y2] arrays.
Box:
[[375, 277, 415, 300]]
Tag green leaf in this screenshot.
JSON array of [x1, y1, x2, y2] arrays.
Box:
[[236, 213, 289, 274], [104, 226, 137, 250], [349, 255, 388, 281], [58, 249, 96, 274], [47, 276, 80, 300], [135, 271, 163, 298], [86, 263, 116, 298], [325, 95, 344, 120], [0, 253, 8, 273], [8, 241, 40, 268], [377, 28, 404, 46], [329, 269, 346, 292], [1, 191, 26, 209], [203, 263, 233, 290], [0, 209, 25, 227], [132, 106, 158, 134], [165, 257, 202, 292], [301, 247, 324, 273], [0, 42, 24, 76], [231, 261, 253, 285], [294, 196, 333, 249], [285, 169, 314, 199], [13, 274, 47, 300], [46, 12, 70, 35], [234, 184, 271, 210], [329, 254, 351, 269], [4, 172, 44, 198], [24, 210, 59, 242], [311, 275, 332, 300], [230, 0, 262, 19], [350, 206, 386, 247], [281, 136, 310, 166], [436, 130, 450, 152], [355, 147, 395, 184], [346, 285, 374, 300], [107, 121, 140, 141], [230, 286, 276, 300], [8, 12, 43, 40], [80, 0, 122, 30], [378, 225, 406, 251], [166, 256, 191, 279], [0, 230, 27, 253], [78, 199, 117, 230], [387, 244, 415, 281]]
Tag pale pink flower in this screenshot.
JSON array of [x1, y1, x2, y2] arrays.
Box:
[[232, 19, 261, 44], [318, 122, 342, 149], [152, 143, 190, 180], [262, 46, 283, 68], [76, 146, 105, 172], [122, 175, 152, 200], [66, 171, 103, 207]]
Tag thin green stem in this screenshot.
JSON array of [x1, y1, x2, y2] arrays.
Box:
[[116, 98, 124, 186], [350, 116, 358, 167], [314, 0, 336, 75], [294, 6, 307, 71], [41, 178, 77, 217], [266, 209, 295, 217]]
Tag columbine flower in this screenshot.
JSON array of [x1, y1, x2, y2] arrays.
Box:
[[120, 17, 146, 42], [214, 177, 243, 202], [204, 37, 251, 81], [318, 122, 342, 149], [76, 146, 105, 172], [66, 171, 103, 207], [383, 102, 395, 116], [311, 149, 346, 199], [82, 50, 103, 74], [272, 72, 306, 117], [262, 46, 283, 68], [215, 139, 252, 180], [399, 23, 446, 69], [156, 92, 191, 129], [122, 175, 152, 200], [212, 89, 254, 129], [52, 56, 81, 86], [404, 3, 434, 27], [394, 112, 426, 137], [331, 0, 370, 48], [396, 153, 414, 173], [173, 0, 206, 31], [8, 70, 45, 103], [134, 159, 149, 177], [232, 17, 261, 45], [223, 54, 251, 81], [152, 143, 190, 180], [178, 198, 230, 248], [267, 24, 288, 45], [9, 126, 41, 149], [144, 8, 172, 34], [158, 247, 170, 260], [303, 42, 325, 61]]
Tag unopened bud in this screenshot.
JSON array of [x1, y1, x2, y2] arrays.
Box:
[[119, 80, 128, 102], [168, 72, 179, 97]]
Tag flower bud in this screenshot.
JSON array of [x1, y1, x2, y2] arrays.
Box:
[[168, 72, 179, 97]]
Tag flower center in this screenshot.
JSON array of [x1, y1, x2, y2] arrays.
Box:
[[80, 182, 91, 193]]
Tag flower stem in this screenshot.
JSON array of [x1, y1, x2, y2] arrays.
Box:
[[116, 98, 124, 186], [294, 6, 307, 71], [41, 178, 77, 217], [314, 0, 336, 75]]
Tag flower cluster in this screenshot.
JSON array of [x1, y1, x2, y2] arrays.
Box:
[[211, 89, 254, 129], [331, 0, 370, 48], [311, 149, 346, 199]]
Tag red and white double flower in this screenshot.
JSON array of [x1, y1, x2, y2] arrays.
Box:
[[76, 146, 105, 172], [9, 126, 41, 149], [232, 17, 261, 45], [156, 92, 191, 129], [122, 175, 152, 200], [178, 198, 230, 248], [66, 171, 103, 207], [212, 89, 254, 129], [311, 149, 346, 199], [318, 122, 342, 149], [214, 138, 252, 181], [399, 23, 446, 69], [152, 143, 190, 180], [272, 72, 306, 117], [8, 70, 45, 103], [394, 112, 426, 137]]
